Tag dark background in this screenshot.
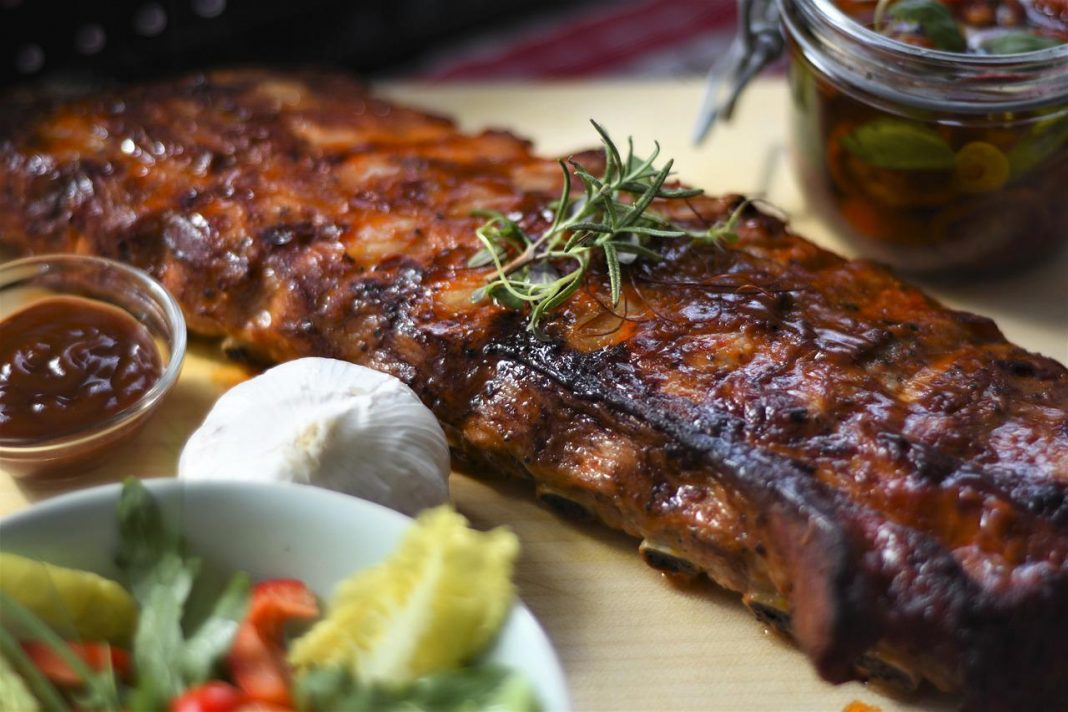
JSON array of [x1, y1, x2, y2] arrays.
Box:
[[0, 0, 603, 88]]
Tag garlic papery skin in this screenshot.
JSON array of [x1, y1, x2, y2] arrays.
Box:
[[178, 357, 450, 515]]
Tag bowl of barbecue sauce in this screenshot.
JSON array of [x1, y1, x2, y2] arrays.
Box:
[[781, 0, 1068, 277], [0, 255, 186, 478]]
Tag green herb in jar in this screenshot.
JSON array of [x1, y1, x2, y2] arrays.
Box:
[[877, 0, 966, 51], [980, 32, 1061, 55]]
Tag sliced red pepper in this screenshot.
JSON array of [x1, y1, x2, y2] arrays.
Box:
[[246, 579, 319, 637], [170, 681, 249, 712], [227, 578, 318, 708], [227, 623, 291, 707], [21, 641, 131, 687]]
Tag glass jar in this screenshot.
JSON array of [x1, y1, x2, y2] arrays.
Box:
[[780, 0, 1068, 277]]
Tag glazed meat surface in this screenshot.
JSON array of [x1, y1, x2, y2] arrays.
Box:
[[3, 70, 1068, 711]]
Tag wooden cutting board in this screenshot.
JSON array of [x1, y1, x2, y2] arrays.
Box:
[[2, 79, 1065, 712]]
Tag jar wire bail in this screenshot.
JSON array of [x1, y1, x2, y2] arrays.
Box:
[[692, 0, 785, 145]]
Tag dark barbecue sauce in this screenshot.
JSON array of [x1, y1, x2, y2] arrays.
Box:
[[0, 296, 163, 441]]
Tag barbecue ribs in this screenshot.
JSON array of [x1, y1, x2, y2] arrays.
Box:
[[2, 70, 1067, 711]]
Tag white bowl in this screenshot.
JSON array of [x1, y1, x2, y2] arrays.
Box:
[[0, 479, 570, 711]]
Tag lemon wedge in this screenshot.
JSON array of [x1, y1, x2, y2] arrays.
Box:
[[0, 553, 138, 644], [0, 651, 40, 711], [288, 506, 519, 684]]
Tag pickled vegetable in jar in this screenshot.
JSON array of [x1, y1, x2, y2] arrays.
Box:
[[834, 0, 1068, 53], [781, 0, 1068, 276]]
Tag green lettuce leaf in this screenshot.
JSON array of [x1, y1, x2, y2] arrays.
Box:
[[294, 664, 542, 712], [116, 479, 253, 709], [180, 572, 250, 684]]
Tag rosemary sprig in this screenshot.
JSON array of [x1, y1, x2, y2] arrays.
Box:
[[469, 120, 742, 334]]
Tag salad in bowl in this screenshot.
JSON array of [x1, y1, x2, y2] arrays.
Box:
[[0, 479, 568, 711]]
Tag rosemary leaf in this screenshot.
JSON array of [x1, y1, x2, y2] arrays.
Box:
[[617, 181, 654, 194], [620, 161, 672, 229], [613, 241, 664, 260], [592, 120, 624, 182], [625, 227, 687, 238], [567, 222, 616, 234], [552, 160, 573, 228], [603, 241, 622, 306], [467, 245, 503, 268], [530, 265, 586, 326], [488, 284, 528, 310], [657, 186, 705, 198]]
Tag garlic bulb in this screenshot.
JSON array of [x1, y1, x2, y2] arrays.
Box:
[[178, 357, 450, 515]]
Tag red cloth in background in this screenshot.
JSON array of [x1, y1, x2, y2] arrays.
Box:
[[409, 0, 738, 80]]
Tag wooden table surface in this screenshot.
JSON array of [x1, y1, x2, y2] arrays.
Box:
[[2, 79, 1066, 712]]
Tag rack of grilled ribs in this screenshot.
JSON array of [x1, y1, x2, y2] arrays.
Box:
[[2, 70, 1066, 711]]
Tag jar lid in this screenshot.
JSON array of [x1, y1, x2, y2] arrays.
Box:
[[694, 0, 1068, 140], [783, 0, 1068, 115]]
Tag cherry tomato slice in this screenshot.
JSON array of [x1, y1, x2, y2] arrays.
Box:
[[170, 681, 249, 712], [228, 623, 292, 707]]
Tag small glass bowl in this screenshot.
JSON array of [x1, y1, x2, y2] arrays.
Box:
[[0, 255, 186, 479]]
